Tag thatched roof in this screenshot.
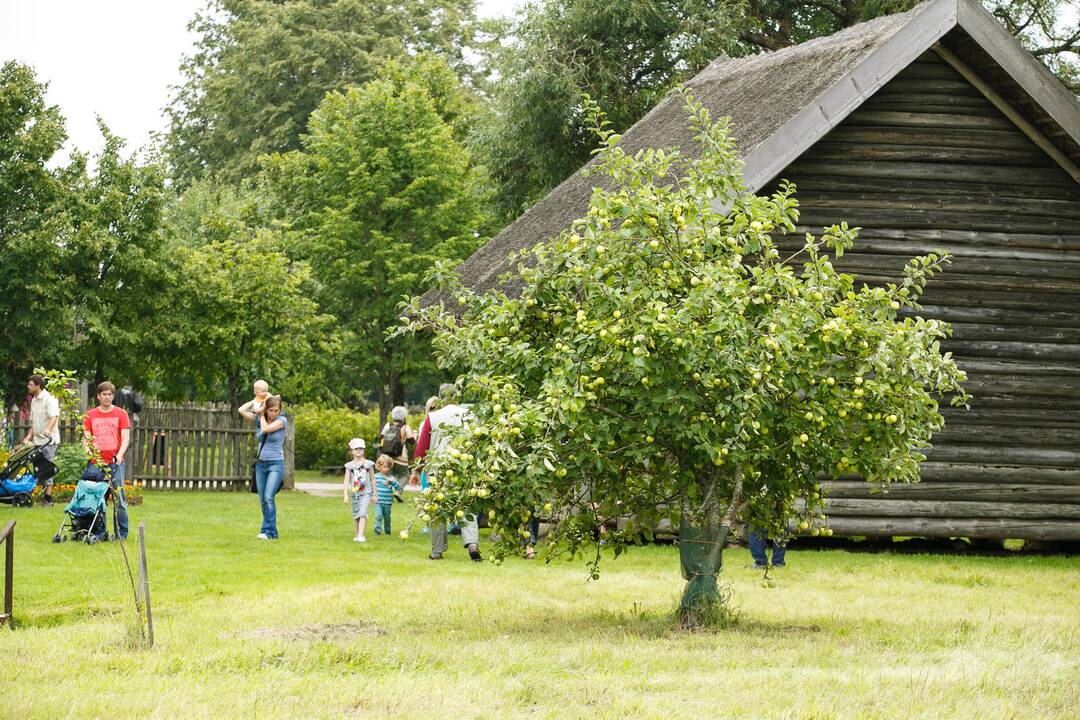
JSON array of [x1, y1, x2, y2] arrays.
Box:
[[425, 0, 1080, 305]]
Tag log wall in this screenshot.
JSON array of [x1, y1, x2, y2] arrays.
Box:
[[770, 50, 1080, 541]]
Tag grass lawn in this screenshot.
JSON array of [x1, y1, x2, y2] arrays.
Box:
[[3, 491, 1078, 719]]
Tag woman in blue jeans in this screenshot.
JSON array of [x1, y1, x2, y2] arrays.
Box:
[[239, 394, 287, 539]]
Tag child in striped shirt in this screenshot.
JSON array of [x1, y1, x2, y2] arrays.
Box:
[[373, 454, 401, 536]]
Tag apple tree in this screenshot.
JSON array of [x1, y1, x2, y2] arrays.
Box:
[[399, 93, 968, 627]]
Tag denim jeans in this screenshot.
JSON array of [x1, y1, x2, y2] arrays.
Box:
[[748, 527, 786, 567], [375, 503, 393, 534], [106, 462, 128, 540], [255, 460, 284, 539], [521, 516, 540, 547]]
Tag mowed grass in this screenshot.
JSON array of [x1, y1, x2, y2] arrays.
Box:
[[3, 492, 1078, 719]]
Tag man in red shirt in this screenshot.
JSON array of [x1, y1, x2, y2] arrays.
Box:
[[84, 381, 131, 540]]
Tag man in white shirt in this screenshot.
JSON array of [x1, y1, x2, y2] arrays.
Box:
[[20, 373, 60, 506]]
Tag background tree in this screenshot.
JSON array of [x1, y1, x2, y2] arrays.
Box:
[[267, 57, 492, 423], [63, 123, 167, 389], [155, 187, 331, 410], [164, 0, 492, 186], [402, 97, 969, 627], [0, 62, 72, 402], [475, 0, 744, 221]]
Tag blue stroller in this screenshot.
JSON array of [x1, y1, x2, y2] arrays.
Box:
[[52, 465, 113, 545], [0, 442, 57, 507]]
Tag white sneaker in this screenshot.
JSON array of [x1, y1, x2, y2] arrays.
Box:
[[353, 535, 362, 542], [358, 535, 367, 543], [256, 533, 270, 540]]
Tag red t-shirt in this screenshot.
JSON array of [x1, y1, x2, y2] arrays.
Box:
[[84, 406, 131, 464]]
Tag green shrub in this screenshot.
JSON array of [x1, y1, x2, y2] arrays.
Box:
[[291, 405, 380, 470], [54, 443, 92, 485]]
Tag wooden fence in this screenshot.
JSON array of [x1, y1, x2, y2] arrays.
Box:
[[5, 410, 295, 491]]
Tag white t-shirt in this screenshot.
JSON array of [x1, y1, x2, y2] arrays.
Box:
[[345, 459, 375, 498], [428, 404, 469, 454], [30, 389, 61, 445]]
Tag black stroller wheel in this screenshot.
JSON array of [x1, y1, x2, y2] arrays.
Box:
[[12, 492, 32, 508], [52, 533, 62, 543]]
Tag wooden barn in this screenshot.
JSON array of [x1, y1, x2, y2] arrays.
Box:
[[435, 0, 1080, 542]]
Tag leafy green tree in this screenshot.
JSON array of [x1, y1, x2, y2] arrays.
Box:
[[402, 96, 968, 626], [0, 62, 71, 401], [164, 0, 490, 186], [155, 191, 331, 410], [267, 58, 491, 423], [476, 0, 744, 220], [63, 123, 167, 388]]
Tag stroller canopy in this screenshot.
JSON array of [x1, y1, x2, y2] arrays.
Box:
[[66, 470, 109, 517]]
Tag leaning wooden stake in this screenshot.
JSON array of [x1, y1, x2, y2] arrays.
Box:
[[138, 521, 154, 647]]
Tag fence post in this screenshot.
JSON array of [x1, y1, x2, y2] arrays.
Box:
[[138, 521, 153, 647], [283, 416, 295, 490], [1, 520, 15, 628]]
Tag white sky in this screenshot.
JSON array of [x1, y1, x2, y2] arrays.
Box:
[[0, 0, 525, 165]]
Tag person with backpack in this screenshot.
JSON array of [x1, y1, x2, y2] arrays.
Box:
[[379, 405, 414, 500], [411, 384, 481, 562]]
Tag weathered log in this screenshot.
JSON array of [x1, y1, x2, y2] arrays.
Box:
[[798, 226, 1080, 250], [956, 374, 1080, 397], [798, 209, 1079, 236], [920, 288, 1080, 311], [942, 340, 1080, 361], [923, 446, 1080, 468], [860, 100, 997, 117], [797, 240, 1079, 264], [794, 193, 1080, 221], [950, 326, 1080, 344], [821, 481, 1080, 502], [821, 516, 1080, 541], [844, 109, 1013, 130], [785, 160, 1075, 187], [939, 391, 1080, 412], [932, 423, 1080, 446], [824, 498, 1080, 519], [789, 174, 1077, 200], [807, 142, 1048, 166], [833, 253, 1080, 280], [859, 78, 983, 96], [940, 406, 1080, 425], [917, 463, 1080, 486], [846, 271, 1080, 294], [911, 308, 1080, 331]]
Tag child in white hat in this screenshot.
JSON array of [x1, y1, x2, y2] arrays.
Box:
[[343, 438, 375, 542]]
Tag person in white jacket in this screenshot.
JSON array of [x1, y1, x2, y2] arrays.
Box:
[[411, 383, 481, 561]]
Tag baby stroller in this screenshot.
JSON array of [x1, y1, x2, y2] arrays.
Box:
[[0, 441, 57, 507], [52, 465, 113, 545]]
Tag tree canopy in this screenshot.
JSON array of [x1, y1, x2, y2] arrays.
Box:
[[0, 62, 71, 399], [403, 96, 969, 625], [164, 0, 491, 186], [155, 197, 332, 409], [266, 56, 492, 420]]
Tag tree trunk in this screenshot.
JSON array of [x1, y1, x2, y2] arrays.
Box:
[[227, 373, 239, 417], [678, 467, 744, 628], [391, 372, 404, 408], [377, 385, 390, 439]]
